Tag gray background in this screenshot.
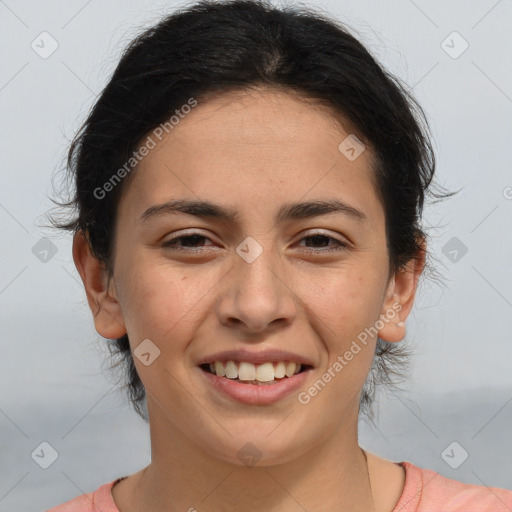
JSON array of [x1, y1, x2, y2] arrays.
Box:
[[0, 0, 511, 510]]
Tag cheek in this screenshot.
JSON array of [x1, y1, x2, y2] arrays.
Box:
[[115, 259, 217, 350], [294, 265, 385, 398], [299, 266, 384, 342]]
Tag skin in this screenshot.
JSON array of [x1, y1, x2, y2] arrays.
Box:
[[73, 87, 425, 512]]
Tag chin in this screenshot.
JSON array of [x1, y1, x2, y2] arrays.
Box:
[[200, 430, 310, 468]]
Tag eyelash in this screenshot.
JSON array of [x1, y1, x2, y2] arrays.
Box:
[[162, 231, 348, 254]]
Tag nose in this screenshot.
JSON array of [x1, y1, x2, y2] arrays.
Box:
[[215, 247, 298, 335]]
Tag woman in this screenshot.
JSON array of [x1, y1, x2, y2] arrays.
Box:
[[46, 0, 512, 510]]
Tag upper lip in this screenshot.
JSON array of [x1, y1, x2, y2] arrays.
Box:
[[197, 348, 315, 367]]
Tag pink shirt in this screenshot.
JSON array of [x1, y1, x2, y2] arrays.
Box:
[[46, 461, 512, 511]]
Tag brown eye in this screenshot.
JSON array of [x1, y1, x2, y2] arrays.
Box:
[[298, 233, 348, 253], [162, 233, 215, 251]]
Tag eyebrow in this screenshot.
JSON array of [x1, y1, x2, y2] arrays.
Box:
[[139, 198, 367, 225]]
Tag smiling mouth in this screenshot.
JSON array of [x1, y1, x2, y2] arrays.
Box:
[[199, 361, 312, 385]]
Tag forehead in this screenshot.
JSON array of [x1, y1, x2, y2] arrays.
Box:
[[152, 87, 365, 159], [120, 87, 384, 227]]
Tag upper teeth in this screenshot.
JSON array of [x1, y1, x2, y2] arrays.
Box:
[[208, 361, 302, 381]]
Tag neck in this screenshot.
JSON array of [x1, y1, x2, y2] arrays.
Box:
[[121, 401, 376, 512]]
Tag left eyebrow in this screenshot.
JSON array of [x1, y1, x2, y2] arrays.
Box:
[[139, 198, 367, 224]]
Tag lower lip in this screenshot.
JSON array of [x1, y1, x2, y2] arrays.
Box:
[[198, 367, 312, 405]]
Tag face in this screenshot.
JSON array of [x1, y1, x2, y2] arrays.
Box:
[[76, 87, 421, 467]]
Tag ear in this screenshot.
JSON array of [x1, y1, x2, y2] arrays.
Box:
[[377, 236, 426, 342], [72, 230, 127, 339]]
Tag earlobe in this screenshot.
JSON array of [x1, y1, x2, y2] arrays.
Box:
[[72, 230, 127, 339], [377, 239, 427, 343], [377, 292, 407, 342]]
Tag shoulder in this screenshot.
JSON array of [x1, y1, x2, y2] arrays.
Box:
[[45, 478, 123, 512], [393, 461, 512, 512]]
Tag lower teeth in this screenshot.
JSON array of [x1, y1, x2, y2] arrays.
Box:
[[224, 377, 286, 385]]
